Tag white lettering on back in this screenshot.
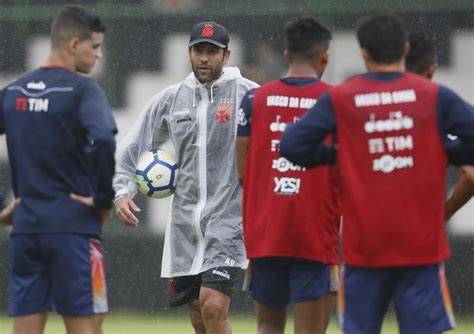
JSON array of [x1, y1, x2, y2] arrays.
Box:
[[355, 90, 417, 107]]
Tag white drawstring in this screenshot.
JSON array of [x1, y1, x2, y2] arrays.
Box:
[[193, 79, 216, 107], [210, 82, 215, 103]]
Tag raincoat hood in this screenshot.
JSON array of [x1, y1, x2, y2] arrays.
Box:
[[186, 67, 243, 106]]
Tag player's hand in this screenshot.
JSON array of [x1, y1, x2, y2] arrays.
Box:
[[114, 195, 141, 228], [459, 165, 474, 182], [0, 198, 21, 226], [445, 165, 474, 222], [70, 193, 95, 207], [70, 193, 112, 229]]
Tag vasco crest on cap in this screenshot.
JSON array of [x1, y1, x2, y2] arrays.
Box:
[[201, 23, 214, 37], [189, 21, 229, 49]]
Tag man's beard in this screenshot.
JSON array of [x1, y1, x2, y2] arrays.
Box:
[[193, 64, 223, 83]]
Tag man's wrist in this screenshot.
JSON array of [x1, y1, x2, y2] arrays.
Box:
[[114, 194, 129, 204]]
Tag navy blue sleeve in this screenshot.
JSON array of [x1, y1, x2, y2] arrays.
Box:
[[0, 90, 3, 206], [237, 88, 256, 137], [0, 89, 4, 134], [437, 85, 474, 165], [280, 93, 337, 167], [78, 81, 117, 209]]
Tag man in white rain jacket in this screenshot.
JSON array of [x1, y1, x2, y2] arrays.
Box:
[[114, 21, 258, 334]]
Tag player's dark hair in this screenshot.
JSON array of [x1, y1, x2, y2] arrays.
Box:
[[286, 16, 332, 60], [356, 11, 407, 64], [406, 32, 436, 75], [51, 6, 105, 48]]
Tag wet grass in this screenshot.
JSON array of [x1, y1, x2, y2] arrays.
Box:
[[1, 312, 473, 333]]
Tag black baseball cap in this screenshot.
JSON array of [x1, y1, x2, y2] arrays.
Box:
[[189, 22, 229, 49]]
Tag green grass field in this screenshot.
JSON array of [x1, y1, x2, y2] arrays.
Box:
[[1, 313, 473, 333]]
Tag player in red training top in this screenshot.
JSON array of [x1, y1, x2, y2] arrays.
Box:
[[406, 31, 474, 219], [236, 16, 340, 334], [281, 12, 474, 334]]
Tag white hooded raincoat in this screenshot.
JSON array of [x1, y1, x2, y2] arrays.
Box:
[[114, 67, 258, 277]]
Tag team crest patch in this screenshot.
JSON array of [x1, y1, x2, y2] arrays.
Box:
[[214, 97, 233, 124], [201, 23, 214, 37]]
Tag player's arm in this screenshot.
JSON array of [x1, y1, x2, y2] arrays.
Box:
[[437, 86, 474, 164], [280, 93, 337, 167], [113, 90, 171, 227], [0, 89, 4, 135], [71, 81, 117, 226], [236, 137, 249, 186], [445, 166, 474, 221], [437, 86, 474, 218], [235, 89, 255, 185], [75, 81, 117, 211]]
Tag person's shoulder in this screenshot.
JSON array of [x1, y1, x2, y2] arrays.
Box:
[[403, 72, 437, 89], [3, 69, 42, 88], [78, 76, 104, 91], [144, 82, 182, 110], [258, 79, 281, 89], [251, 79, 290, 96], [156, 82, 182, 100], [323, 75, 359, 97], [237, 76, 260, 90], [318, 80, 333, 90], [339, 73, 365, 87], [241, 87, 258, 103], [436, 83, 465, 104], [394, 73, 440, 102], [71, 77, 108, 102]]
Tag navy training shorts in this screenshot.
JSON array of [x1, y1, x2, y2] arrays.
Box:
[[338, 263, 456, 334], [249, 257, 338, 308], [8, 234, 108, 316]]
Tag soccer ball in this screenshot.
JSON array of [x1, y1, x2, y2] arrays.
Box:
[[135, 149, 178, 198]]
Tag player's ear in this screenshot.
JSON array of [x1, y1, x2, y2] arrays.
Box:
[[361, 48, 372, 64], [222, 49, 231, 65], [283, 50, 290, 63], [426, 63, 437, 80], [403, 41, 410, 57], [321, 49, 329, 66], [68, 37, 80, 54]]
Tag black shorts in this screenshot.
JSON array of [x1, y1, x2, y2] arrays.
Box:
[[168, 267, 241, 307]]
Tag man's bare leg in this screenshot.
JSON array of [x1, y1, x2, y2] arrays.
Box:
[[199, 287, 231, 334], [63, 314, 104, 334], [255, 302, 286, 334], [188, 299, 206, 334], [293, 293, 335, 334], [12, 312, 48, 334]]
